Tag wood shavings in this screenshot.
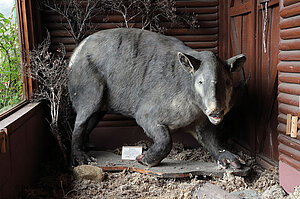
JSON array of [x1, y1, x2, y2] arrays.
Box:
[[21, 144, 298, 199]]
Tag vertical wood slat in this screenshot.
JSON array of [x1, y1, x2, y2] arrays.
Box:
[[286, 114, 292, 135], [17, 0, 37, 100], [0, 129, 8, 153], [291, 116, 298, 138]]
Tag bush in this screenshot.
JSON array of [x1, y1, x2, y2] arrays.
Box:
[[0, 8, 23, 113]]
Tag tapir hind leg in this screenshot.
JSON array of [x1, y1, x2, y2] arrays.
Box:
[[83, 111, 106, 151], [70, 83, 105, 166]]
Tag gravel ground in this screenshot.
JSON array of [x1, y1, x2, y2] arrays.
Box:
[[22, 143, 299, 199]]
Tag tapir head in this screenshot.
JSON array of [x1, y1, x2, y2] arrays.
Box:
[[178, 51, 246, 125]]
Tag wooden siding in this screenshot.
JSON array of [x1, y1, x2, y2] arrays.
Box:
[[278, 0, 300, 171], [41, 0, 219, 59]]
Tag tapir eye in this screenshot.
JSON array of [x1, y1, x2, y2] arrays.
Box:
[[199, 81, 203, 84]]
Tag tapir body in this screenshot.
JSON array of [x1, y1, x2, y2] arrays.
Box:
[[68, 28, 246, 168]]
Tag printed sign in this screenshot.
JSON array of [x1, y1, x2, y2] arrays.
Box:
[[121, 146, 143, 160]]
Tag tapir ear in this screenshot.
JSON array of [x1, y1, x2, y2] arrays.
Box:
[[225, 54, 246, 72], [177, 52, 201, 74]]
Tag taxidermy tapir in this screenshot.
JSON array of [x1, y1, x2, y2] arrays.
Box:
[[68, 28, 246, 168]]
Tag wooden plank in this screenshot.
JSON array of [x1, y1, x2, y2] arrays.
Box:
[[174, 34, 218, 42], [280, 2, 300, 18], [280, 27, 300, 39], [88, 151, 250, 178], [195, 47, 218, 53], [185, 41, 218, 48], [286, 114, 292, 135], [164, 27, 219, 35], [176, 7, 218, 14], [278, 93, 300, 107], [229, 1, 252, 17], [291, 116, 298, 138], [279, 143, 300, 162], [96, 120, 137, 127], [50, 44, 76, 52], [175, 0, 218, 7], [277, 123, 300, 138], [278, 122, 287, 134], [51, 37, 75, 44], [102, 114, 132, 121], [278, 83, 300, 95], [278, 113, 300, 129], [280, 15, 300, 29], [283, 0, 300, 7], [196, 20, 219, 28], [279, 153, 300, 171], [277, 61, 300, 72], [278, 51, 300, 61], [280, 39, 300, 51], [195, 13, 219, 21], [279, 103, 300, 116], [278, 133, 300, 151], [278, 72, 300, 84]]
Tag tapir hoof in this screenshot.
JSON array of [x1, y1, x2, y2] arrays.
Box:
[[136, 152, 162, 167], [136, 152, 147, 165], [217, 150, 244, 169], [72, 150, 96, 166]]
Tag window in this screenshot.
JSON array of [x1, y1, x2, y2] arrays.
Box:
[[0, 0, 37, 120], [0, 0, 24, 114]]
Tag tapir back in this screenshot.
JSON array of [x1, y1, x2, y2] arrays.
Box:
[[69, 28, 195, 116]]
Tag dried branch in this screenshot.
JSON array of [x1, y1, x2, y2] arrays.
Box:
[[42, 0, 102, 45], [27, 32, 72, 167], [101, 0, 199, 33]]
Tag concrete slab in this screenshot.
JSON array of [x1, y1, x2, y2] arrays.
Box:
[[88, 151, 250, 178]]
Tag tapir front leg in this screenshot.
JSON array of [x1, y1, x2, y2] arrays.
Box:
[[191, 123, 241, 169]]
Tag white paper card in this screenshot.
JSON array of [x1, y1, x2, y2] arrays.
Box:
[[121, 146, 143, 160]]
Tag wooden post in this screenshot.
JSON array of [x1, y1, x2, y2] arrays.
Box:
[[0, 129, 8, 153], [291, 116, 298, 138], [286, 114, 292, 135]]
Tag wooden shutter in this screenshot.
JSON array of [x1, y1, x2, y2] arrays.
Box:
[[43, 0, 219, 57]]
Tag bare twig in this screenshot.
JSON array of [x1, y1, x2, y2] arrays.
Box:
[[42, 0, 102, 45], [27, 32, 71, 167]]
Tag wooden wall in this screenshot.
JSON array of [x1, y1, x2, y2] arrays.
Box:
[[0, 103, 49, 198], [277, 0, 300, 172], [42, 0, 219, 57]]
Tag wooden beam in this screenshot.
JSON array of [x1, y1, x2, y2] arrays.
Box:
[[0, 129, 8, 153], [286, 114, 292, 135]]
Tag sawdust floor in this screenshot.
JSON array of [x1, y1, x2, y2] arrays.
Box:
[[22, 142, 299, 199]]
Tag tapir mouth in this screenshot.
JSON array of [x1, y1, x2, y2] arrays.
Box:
[[206, 109, 224, 125], [208, 116, 223, 125]]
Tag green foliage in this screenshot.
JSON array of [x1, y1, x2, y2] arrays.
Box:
[[0, 7, 23, 113]]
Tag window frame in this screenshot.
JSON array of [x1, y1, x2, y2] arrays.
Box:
[[0, 0, 38, 121]]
